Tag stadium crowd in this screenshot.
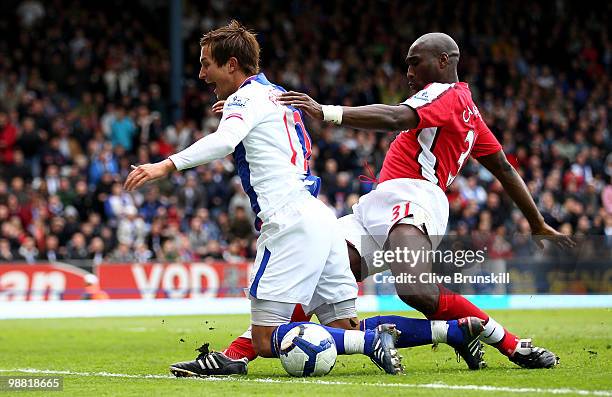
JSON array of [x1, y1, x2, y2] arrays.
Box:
[[0, 0, 610, 264]]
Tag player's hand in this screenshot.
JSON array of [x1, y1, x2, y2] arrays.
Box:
[[279, 91, 323, 120], [531, 222, 575, 250], [124, 159, 176, 191], [212, 100, 225, 114]]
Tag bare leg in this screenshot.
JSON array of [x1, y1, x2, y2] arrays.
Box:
[[385, 224, 439, 315]]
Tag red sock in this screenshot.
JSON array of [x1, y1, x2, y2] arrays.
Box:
[[497, 328, 520, 356], [428, 285, 489, 321], [223, 337, 257, 361], [223, 305, 312, 361], [428, 285, 519, 357]]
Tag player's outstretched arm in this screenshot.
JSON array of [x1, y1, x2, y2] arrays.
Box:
[[124, 160, 176, 192], [477, 150, 575, 249], [280, 91, 418, 131], [124, 116, 248, 191]]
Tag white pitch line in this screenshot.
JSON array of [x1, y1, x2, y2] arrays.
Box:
[[1, 368, 610, 396]]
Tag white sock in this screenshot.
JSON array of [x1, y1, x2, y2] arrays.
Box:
[[431, 321, 449, 343], [343, 330, 366, 354], [480, 317, 505, 344], [240, 326, 252, 339]]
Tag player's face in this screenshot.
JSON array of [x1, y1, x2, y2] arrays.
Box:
[[405, 45, 440, 93], [199, 45, 233, 100]]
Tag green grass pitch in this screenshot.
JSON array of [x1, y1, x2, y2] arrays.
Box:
[[0, 308, 610, 396]]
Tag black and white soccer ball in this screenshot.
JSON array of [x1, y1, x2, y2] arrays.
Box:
[[279, 323, 337, 377]]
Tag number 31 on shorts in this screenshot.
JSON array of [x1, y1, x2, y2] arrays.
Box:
[[391, 202, 411, 223]]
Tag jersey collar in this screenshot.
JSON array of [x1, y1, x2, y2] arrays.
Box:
[[239, 73, 271, 88]]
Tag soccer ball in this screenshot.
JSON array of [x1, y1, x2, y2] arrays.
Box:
[[279, 323, 337, 377]]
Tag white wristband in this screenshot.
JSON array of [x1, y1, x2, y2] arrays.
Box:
[[322, 105, 343, 125]]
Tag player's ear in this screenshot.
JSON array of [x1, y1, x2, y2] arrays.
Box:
[[439, 52, 449, 69], [227, 57, 239, 73]]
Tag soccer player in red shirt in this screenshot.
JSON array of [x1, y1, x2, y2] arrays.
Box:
[[279, 32, 573, 369], [209, 32, 573, 374]]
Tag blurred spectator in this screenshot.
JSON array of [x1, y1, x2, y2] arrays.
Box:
[[229, 206, 253, 240], [159, 239, 179, 262], [203, 240, 223, 261], [117, 206, 147, 247], [109, 243, 135, 262], [139, 187, 164, 224], [460, 176, 488, 206], [17, 0, 45, 28], [187, 216, 209, 257], [65, 233, 89, 260], [177, 173, 206, 218], [43, 235, 62, 261], [104, 183, 135, 224], [223, 240, 246, 264], [15, 117, 43, 178], [89, 145, 119, 187], [228, 177, 252, 222], [134, 243, 153, 263], [110, 107, 137, 152], [11, 151, 32, 182], [89, 237, 106, 266], [603, 181, 612, 215], [0, 238, 16, 261], [0, 111, 17, 167]]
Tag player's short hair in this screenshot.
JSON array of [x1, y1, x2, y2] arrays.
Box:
[[200, 20, 260, 75]]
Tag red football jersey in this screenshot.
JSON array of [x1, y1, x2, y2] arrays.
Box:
[[379, 82, 502, 191]]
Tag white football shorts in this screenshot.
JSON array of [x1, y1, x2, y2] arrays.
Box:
[[339, 178, 449, 276], [248, 191, 358, 318]]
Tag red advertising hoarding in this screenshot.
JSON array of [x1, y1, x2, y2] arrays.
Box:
[[96, 262, 250, 299], [0, 262, 251, 301], [0, 263, 91, 301]]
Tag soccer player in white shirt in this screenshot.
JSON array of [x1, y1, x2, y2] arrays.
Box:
[[124, 20, 405, 376]]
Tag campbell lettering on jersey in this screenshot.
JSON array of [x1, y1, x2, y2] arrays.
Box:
[[462, 105, 481, 123]]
